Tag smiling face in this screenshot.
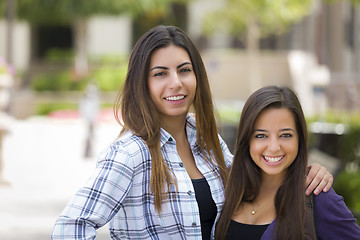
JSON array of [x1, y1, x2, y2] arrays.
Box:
[[249, 107, 299, 180], [148, 44, 197, 120]]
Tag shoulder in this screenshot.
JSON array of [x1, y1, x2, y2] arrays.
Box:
[[117, 131, 149, 153], [98, 131, 150, 166], [314, 187, 344, 207]]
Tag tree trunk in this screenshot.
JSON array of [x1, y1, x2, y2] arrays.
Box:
[[313, 0, 324, 65], [73, 19, 88, 77], [246, 17, 262, 93], [354, 5, 360, 72], [6, 0, 16, 66]]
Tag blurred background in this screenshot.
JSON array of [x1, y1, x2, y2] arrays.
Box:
[[0, 0, 359, 238]]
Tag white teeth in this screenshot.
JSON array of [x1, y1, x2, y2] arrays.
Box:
[[165, 95, 185, 101], [264, 156, 283, 163]]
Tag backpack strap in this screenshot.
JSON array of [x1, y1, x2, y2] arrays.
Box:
[[304, 194, 317, 240]]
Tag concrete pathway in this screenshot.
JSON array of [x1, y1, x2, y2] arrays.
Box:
[[0, 115, 122, 239]]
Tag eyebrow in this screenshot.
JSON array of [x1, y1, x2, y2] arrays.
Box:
[[253, 128, 295, 132], [150, 62, 192, 71]]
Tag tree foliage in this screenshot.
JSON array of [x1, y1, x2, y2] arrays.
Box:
[[203, 0, 313, 38], [203, 0, 360, 39], [327, 0, 360, 4], [16, 0, 127, 24], [0, 0, 190, 25]]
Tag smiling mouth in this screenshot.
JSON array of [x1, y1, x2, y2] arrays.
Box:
[[263, 155, 284, 163], [165, 95, 185, 101]]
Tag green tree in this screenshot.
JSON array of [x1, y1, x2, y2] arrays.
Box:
[[1, 0, 189, 76]]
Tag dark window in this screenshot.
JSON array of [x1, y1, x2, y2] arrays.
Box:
[[35, 25, 72, 59]]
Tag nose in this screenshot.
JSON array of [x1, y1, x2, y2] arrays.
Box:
[[169, 72, 182, 89], [268, 137, 281, 152]]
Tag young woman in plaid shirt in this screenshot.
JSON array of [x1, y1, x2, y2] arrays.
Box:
[[52, 25, 333, 240]]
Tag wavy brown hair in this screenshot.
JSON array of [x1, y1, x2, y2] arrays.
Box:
[[114, 25, 229, 213], [215, 86, 308, 240]]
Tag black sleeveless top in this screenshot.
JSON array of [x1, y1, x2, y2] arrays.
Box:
[[192, 177, 217, 240], [226, 220, 269, 240]]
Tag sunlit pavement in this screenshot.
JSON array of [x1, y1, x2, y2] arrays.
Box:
[[0, 113, 121, 239]]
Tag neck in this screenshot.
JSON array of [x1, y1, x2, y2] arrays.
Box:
[[161, 114, 188, 141], [255, 173, 283, 205], [261, 171, 285, 190]]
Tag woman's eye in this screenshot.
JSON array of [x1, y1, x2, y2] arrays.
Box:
[[180, 68, 191, 73], [255, 134, 266, 139], [281, 133, 293, 138], [154, 72, 165, 77]]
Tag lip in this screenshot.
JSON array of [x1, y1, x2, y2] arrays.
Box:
[[262, 155, 285, 166]]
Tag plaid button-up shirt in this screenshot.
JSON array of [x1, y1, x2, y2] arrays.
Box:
[[51, 116, 233, 239]]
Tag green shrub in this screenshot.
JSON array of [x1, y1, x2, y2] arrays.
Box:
[[36, 102, 79, 115], [307, 110, 360, 125], [339, 126, 360, 166], [307, 111, 360, 166], [45, 48, 74, 63], [31, 71, 88, 92], [92, 65, 127, 91], [31, 64, 127, 92], [216, 101, 244, 126]]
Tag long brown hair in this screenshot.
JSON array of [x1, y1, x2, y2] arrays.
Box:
[[215, 86, 308, 240], [114, 25, 228, 213]]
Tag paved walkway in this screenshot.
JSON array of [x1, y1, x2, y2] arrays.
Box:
[[0, 114, 122, 239]]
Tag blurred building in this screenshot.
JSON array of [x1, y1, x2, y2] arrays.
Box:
[[0, 15, 131, 79], [0, 0, 359, 117], [189, 0, 360, 114]]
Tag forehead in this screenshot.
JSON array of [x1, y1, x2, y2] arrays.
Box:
[[254, 108, 296, 129], [150, 45, 190, 66]]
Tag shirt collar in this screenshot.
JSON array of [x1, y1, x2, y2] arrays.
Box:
[[159, 115, 198, 148]]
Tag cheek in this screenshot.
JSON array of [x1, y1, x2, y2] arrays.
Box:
[[185, 73, 197, 87], [249, 140, 262, 159], [185, 78, 197, 96], [148, 81, 161, 99], [284, 141, 299, 160], [147, 80, 154, 96], [148, 87, 156, 103], [291, 144, 299, 157]]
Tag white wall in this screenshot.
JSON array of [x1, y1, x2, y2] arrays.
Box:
[[0, 20, 30, 71], [187, 0, 231, 49], [87, 15, 132, 57]]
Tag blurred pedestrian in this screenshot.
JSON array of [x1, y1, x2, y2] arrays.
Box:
[[79, 83, 100, 159], [0, 57, 14, 185]]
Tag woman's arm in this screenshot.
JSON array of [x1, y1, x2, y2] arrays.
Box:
[[315, 188, 360, 239], [305, 163, 333, 196], [51, 145, 134, 239]]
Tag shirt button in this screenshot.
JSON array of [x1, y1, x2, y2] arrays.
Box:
[[169, 137, 173, 141], [192, 222, 197, 227], [179, 162, 184, 167], [187, 190, 192, 195]]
